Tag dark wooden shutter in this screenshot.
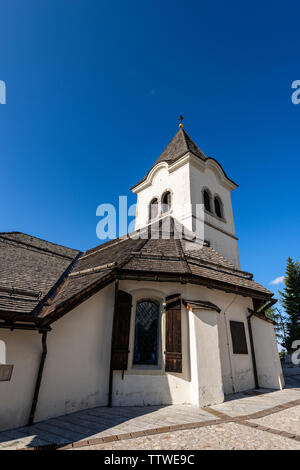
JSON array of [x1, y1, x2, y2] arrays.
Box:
[[111, 290, 132, 370], [165, 294, 182, 373], [230, 320, 248, 354]]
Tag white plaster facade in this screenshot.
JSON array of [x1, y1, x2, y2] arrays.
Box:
[[251, 316, 285, 389], [0, 279, 284, 431], [0, 284, 114, 431], [133, 154, 240, 268]]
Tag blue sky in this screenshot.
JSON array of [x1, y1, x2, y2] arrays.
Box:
[[0, 0, 299, 298]]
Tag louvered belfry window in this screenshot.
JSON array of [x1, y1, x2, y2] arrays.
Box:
[[133, 300, 159, 365]]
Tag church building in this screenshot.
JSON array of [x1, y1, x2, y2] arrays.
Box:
[[0, 122, 284, 431]]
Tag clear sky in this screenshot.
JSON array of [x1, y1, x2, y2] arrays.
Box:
[[0, 0, 299, 299]]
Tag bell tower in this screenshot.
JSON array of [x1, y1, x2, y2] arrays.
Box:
[[131, 120, 240, 268]]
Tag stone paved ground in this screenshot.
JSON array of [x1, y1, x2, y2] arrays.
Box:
[[209, 388, 300, 417], [0, 405, 215, 450], [73, 422, 300, 450], [249, 404, 300, 435], [71, 385, 300, 450], [1, 370, 300, 450]]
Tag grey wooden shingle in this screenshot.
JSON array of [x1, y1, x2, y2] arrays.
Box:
[[0, 218, 273, 325]]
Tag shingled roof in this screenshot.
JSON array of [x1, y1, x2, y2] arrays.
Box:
[[0, 219, 273, 327], [154, 127, 207, 164], [0, 232, 80, 321], [131, 128, 206, 190], [131, 127, 237, 190]]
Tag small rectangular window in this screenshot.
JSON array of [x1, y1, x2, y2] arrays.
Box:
[[230, 320, 248, 354]]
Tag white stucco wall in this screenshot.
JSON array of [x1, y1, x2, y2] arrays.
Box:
[[134, 162, 192, 231], [251, 316, 284, 390], [189, 162, 240, 267], [112, 281, 256, 406], [36, 283, 115, 422], [112, 281, 192, 406], [186, 285, 255, 395], [0, 283, 115, 431], [188, 307, 224, 406], [200, 224, 240, 268], [0, 329, 40, 431], [133, 156, 240, 268], [1, 278, 281, 431]]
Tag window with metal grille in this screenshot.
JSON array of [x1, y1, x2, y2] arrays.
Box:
[[230, 320, 248, 354], [149, 198, 158, 220], [133, 300, 159, 365], [214, 196, 223, 218], [203, 190, 211, 212]]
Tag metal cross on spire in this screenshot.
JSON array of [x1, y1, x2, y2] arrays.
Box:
[[178, 115, 184, 128]]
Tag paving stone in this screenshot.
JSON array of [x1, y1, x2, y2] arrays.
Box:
[[2, 387, 300, 450], [249, 404, 300, 437], [71, 422, 300, 450], [31, 421, 83, 442]]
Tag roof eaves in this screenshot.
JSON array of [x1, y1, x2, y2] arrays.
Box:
[[32, 251, 83, 318], [40, 269, 116, 325]]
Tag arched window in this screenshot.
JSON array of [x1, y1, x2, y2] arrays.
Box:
[[133, 300, 159, 365], [203, 190, 211, 212], [214, 196, 223, 218], [149, 198, 158, 220], [161, 191, 171, 213]]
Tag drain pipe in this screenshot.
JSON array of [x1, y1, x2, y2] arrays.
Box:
[[108, 280, 119, 408], [28, 331, 48, 426], [247, 310, 259, 389]]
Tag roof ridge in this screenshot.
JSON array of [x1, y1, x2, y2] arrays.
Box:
[[0, 235, 78, 261], [32, 252, 82, 317], [182, 128, 206, 160], [180, 128, 190, 153], [0, 231, 80, 253], [178, 238, 192, 274], [80, 236, 129, 260], [0, 232, 79, 252]]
